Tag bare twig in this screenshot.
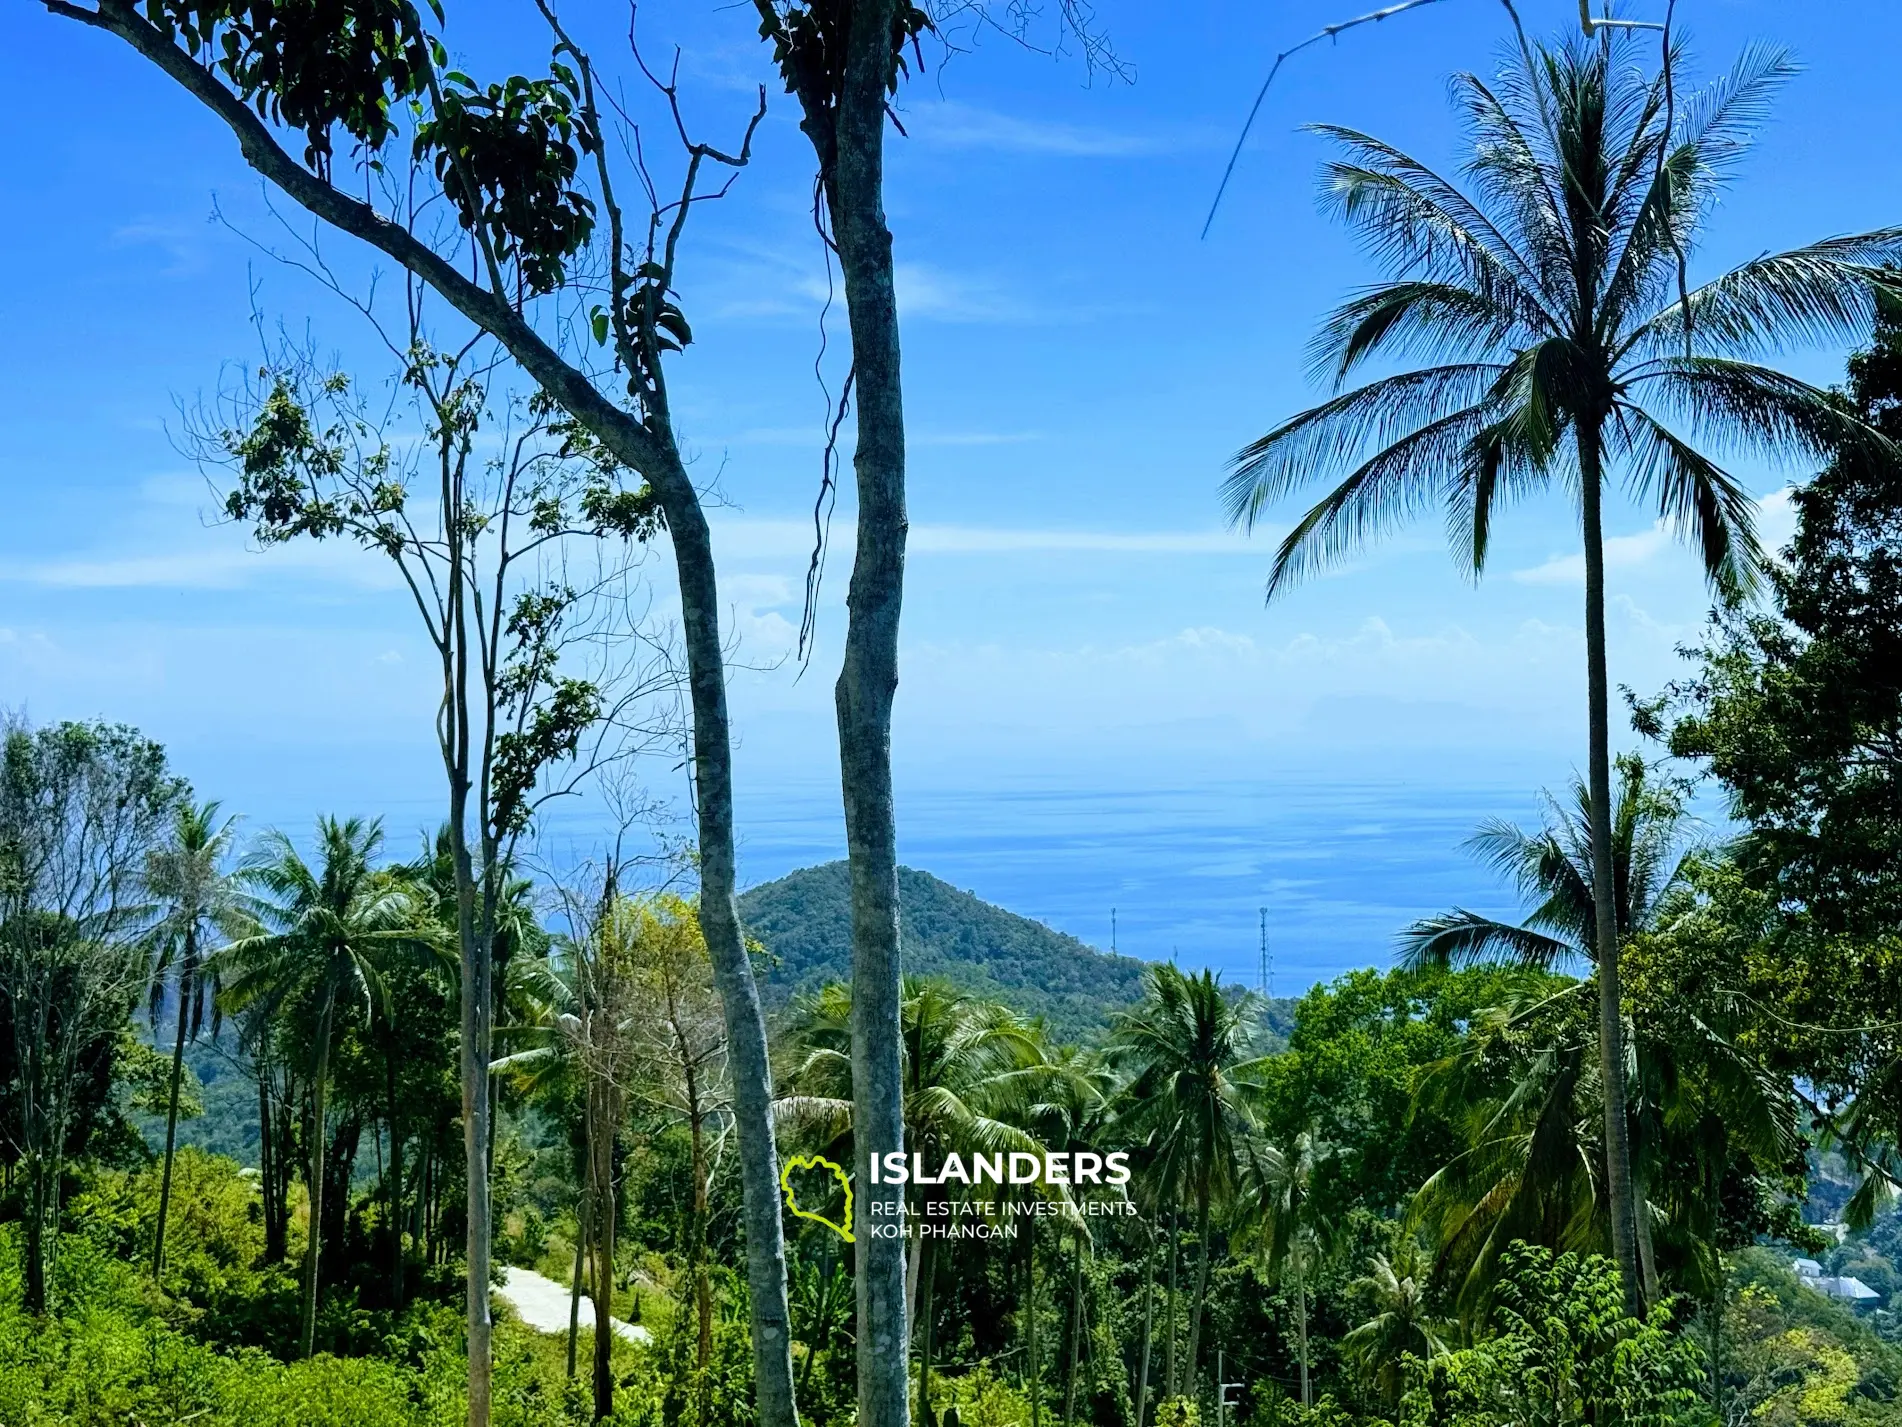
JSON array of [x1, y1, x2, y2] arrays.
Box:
[[1201, 0, 1455, 240], [1204, 0, 1673, 239]]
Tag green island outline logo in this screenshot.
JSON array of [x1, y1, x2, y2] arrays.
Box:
[[780, 1154, 855, 1242]]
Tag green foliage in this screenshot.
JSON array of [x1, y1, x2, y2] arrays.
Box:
[[1661, 314, 1902, 940], [144, 0, 432, 173], [416, 71, 597, 294], [1398, 1245, 1705, 1427], [742, 862, 1150, 1043]]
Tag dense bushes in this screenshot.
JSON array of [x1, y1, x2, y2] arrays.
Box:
[[0, 1151, 736, 1427]]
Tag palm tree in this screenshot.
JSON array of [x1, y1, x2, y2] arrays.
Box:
[[1400, 754, 1693, 976], [1402, 761, 1794, 1310], [1236, 1132, 1328, 1408], [1340, 1246, 1446, 1407], [143, 799, 254, 1280], [1222, 29, 1902, 1312], [782, 979, 1057, 1423], [1024, 1047, 1117, 1427], [1111, 966, 1262, 1401], [1400, 760, 1673, 1305], [219, 816, 427, 1358]]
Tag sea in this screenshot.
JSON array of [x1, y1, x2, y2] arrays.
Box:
[[725, 769, 1578, 996]]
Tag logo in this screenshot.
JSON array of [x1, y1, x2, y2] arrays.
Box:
[[781, 1154, 855, 1242]]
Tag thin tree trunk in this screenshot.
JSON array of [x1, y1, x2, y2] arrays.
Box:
[[1027, 1219, 1041, 1427], [48, 12, 797, 1414], [1163, 1211, 1180, 1401], [302, 992, 336, 1359], [1184, 1183, 1212, 1399], [590, 1083, 618, 1421], [691, 1095, 714, 1427], [23, 1155, 51, 1316], [1580, 429, 1643, 1317], [1295, 1243, 1309, 1409], [257, 1061, 284, 1263], [802, 1237, 836, 1399], [321, 1114, 361, 1271], [805, 11, 913, 1427], [1708, 1241, 1725, 1420], [386, 1053, 405, 1308], [458, 865, 494, 1425], [906, 1210, 926, 1343], [152, 974, 191, 1286], [1134, 1223, 1158, 1427], [1636, 1175, 1660, 1308], [1062, 1230, 1084, 1427], [153, 947, 194, 1279], [917, 1237, 937, 1427], [568, 1191, 590, 1380], [661, 472, 800, 1427]]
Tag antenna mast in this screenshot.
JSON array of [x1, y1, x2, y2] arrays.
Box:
[[1258, 907, 1272, 1001]]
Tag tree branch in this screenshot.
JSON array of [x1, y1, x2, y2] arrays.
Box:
[[59, 0, 670, 482]]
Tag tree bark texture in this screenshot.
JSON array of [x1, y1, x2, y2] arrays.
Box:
[[153, 953, 193, 1279], [822, 9, 912, 1427], [1580, 427, 1644, 1318]]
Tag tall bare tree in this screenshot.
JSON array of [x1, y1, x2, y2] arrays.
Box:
[[196, 315, 676, 1381], [36, 4, 801, 1418], [749, 8, 1116, 1415]]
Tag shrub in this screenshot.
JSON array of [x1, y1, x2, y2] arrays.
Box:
[[1398, 1245, 1705, 1427]]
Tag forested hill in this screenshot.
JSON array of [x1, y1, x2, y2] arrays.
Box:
[[739, 862, 1151, 1042]]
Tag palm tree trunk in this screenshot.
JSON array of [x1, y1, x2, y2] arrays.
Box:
[[1636, 1175, 1660, 1307], [385, 1053, 404, 1308], [1134, 1222, 1158, 1427], [1708, 1237, 1725, 1421], [917, 1236, 937, 1427], [906, 1206, 926, 1342], [153, 958, 193, 1279], [1163, 1210, 1180, 1401], [659, 467, 799, 1427], [1580, 427, 1643, 1317], [301, 991, 336, 1359], [1062, 1230, 1084, 1427], [1294, 1243, 1309, 1409], [568, 1191, 589, 1380], [1184, 1183, 1213, 1400], [1027, 1218, 1041, 1427], [258, 1060, 285, 1264], [590, 1081, 617, 1421]]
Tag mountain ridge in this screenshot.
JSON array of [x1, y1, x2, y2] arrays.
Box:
[[738, 861, 1151, 1042]]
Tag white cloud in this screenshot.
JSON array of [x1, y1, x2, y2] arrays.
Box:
[[900, 100, 1181, 158], [893, 262, 1020, 323], [108, 218, 215, 277], [720, 425, 1041, 449], [1756, 486, 1800, 555], [9, 541, 402, 591], [1510, 523, 1671, 585], [710, 517, 1257, 560], [1510, 486, 1800, 586]]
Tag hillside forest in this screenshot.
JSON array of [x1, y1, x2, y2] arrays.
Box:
[[8, 4, 1902, 1427]]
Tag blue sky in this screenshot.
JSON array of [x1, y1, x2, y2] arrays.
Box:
[[3, 0, 1897, 986]]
